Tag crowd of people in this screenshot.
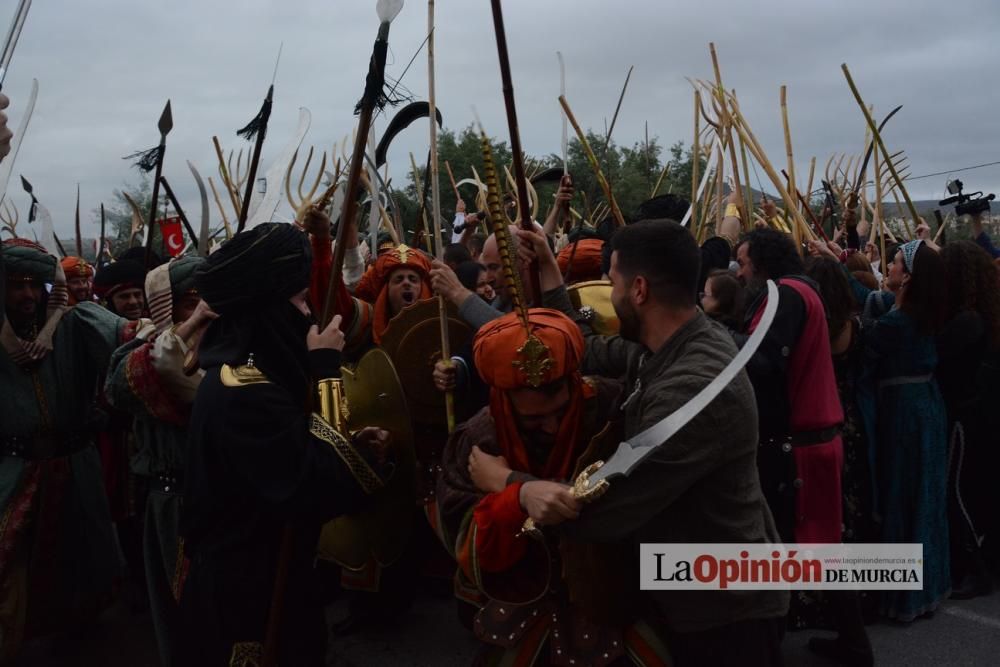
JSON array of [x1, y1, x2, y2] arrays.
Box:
[[2, 75, 1000, 667]]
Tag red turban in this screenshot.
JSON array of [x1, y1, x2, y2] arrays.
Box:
[[556, 238, 605, 283], [357, 244, 433, 344], [60, 256, 94, 280], [472, 308, 594, 480]]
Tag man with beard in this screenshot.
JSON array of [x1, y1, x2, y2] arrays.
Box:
[[736, 230, 871, 664], [178, 223, 392, 667], [60, 256, 95, 305], [435, 308, 670, 666], [105, 255, 214, 666], [515, 220, 788, 667], [0, 239, 143, 663], [734, 229, 844, 548], [93, 258, 147, 320]]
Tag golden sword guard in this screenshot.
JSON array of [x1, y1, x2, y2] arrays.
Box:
[[519, 461, 610, 537]]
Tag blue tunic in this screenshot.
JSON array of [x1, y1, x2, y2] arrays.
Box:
[[850, 277, 951, 621]]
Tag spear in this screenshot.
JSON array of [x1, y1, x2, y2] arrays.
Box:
[[489, 0, 541, 305], [124, 100, 172, 269], [235, 46, 281, 233], [322, 0, 405, 326]]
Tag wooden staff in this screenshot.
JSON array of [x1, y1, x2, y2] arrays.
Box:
[[728, 98, 813, 243], [409, 152, 431, 246], [782, 169, 830, 243], [207, 176, 234, 240], [841, 64, 921, 227], [780, 86, 801, 255], [874, 134, 888, 278], [559, 95, 626, 228], [428, 0, 455, 434], [444, 160, 460, 200], [691, 90, 700, 233], [709, 44, 745, 221], [804, 156, 816, 215]]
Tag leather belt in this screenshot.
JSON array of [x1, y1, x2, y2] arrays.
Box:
[[2, 432, 92, 461], [762, 425, 841, 451]]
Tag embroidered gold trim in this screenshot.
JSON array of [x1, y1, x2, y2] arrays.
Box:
[[309, 414, 384, 494], [220, 364, 270, 387], [228, 641, 262, 667]]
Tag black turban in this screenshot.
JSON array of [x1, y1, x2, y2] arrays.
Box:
[[93, 259, 147, 299], [635, 194, 690, 223], [196, 222, 312, 316]]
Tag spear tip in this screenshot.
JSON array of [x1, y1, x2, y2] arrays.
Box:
[[159, 99, 173, 135]]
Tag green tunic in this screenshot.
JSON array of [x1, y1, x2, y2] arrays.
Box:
[[0, 301, 129, 644]]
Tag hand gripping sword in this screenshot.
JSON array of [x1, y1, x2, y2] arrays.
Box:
[[521, 279, 781, 534]]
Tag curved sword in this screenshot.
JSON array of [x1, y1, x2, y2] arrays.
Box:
[[679, 134, 721, 227], [588, 279, 780, 487], [34, 199, 57, 257], [187, 160, 210, 256], [246, 106, 311, 229], [520, 280, 780, 535], [0, 77, 36, 206]]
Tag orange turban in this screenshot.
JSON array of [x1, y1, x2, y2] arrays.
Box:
[[473, 308, 594, 480], [359, 244, 433, 343], [60, 256, 94, 279], [556, 238, 604, 283]]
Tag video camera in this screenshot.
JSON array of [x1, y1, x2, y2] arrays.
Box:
[[939, 179, 995, 216]]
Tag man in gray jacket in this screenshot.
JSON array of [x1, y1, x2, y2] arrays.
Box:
[[516, 220, 788, 667]]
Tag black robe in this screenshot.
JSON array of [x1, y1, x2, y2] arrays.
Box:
[[177, 349, 376, 667]]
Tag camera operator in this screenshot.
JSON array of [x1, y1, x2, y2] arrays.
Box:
[[971, 212, 1000, 259]]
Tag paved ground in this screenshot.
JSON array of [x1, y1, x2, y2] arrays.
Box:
[[15, 582, 1000, 666]]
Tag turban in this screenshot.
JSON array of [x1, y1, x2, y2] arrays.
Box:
[[196, 222, 311, 316], [473, 308, 593, 480], [93, 259, 147, 300], [556, 238, 605, 283], [146, 255, 207, 333], [352, 244, 433, 343], [2, 239, 56, 283], [60, 256, 94, 280]]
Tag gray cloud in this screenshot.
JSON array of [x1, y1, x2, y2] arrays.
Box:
[[2, 0, 997, 240]]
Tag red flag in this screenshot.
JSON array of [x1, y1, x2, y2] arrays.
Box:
[[159, 217, 185, 257]]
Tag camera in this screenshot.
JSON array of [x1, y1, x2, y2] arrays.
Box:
[[939, 179, 995, 216]]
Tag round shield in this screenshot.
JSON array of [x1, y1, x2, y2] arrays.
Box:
[[379, 297, 473, 426], [567, 280, 620, 336], [316, 348, 416, 570]]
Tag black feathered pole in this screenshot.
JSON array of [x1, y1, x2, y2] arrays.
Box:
[[124, 100, 172, 269], [234, 84, 274, 233], [322, 0, 405, 326]]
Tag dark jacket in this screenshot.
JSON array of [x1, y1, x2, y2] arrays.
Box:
[[543, 285, 789, 633]]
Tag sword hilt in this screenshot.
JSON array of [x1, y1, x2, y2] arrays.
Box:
[[518, 460, 608, 537]]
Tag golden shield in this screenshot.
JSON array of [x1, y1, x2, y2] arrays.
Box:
[[316, 348, 416, 570], [567, 280, 620, 336]]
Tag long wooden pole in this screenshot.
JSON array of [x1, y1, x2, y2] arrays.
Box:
[[780, 86, 801, 255], [428, 0, 455, 434], [489, 0, 541, 305], [709, 44, 745, 221], [691, 91, 700, 232], [841, 64, 921, 226], [558, 95, 626, 228]]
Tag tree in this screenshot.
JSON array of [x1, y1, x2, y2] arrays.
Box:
[[93, 177, 173, 260]]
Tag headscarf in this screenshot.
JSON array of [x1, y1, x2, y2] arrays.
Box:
[[146, 255, 206, 334], [1, 239, 69, 366], [472, 308, 595, 481], [900, 239, 924, 274], [195, 223, 314, 403]]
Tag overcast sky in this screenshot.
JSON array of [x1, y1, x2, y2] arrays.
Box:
[[2, 0, 998, 240]]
